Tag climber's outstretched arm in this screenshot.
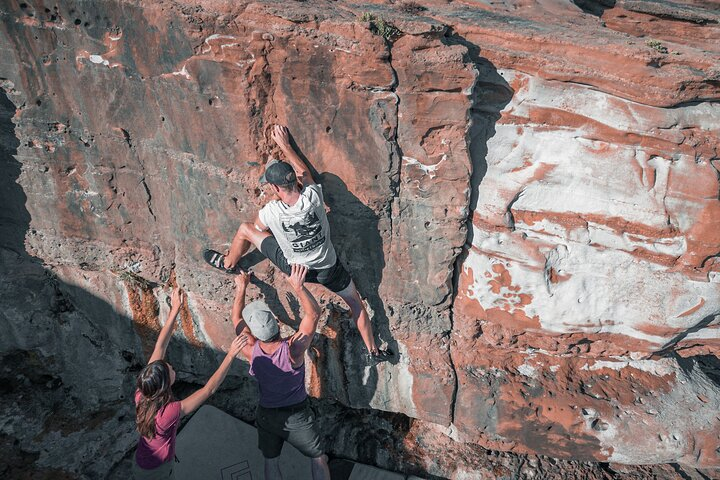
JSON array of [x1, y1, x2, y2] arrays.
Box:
[[271, 125, 315, 186], [148, 287, 183, 363], [288, 265, 321, 362], [180, 335, 245, 416], [231, 273, 256, 360], [231, 272, 252, 336]]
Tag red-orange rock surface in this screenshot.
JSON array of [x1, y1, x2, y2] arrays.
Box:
[[0, 0, 718, 478]]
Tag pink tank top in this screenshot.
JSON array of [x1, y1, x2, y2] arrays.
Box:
[[134, 390, 181, 470], [249, 340, 307, 408]]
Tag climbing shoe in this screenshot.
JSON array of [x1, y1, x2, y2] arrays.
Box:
[[365, 348, 394, 366], [203, 249, 243, 274]]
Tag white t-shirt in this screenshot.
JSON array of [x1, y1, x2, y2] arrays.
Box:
[[258, 184, 337, 269]]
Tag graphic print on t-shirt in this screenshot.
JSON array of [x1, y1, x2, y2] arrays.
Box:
[[281, 210, 325, 253]]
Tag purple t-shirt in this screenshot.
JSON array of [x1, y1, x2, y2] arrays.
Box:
[[249, 340, 307, 408], [134, 389, 181, 470]]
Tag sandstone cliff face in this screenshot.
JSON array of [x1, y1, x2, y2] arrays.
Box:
[[0, 0, 718, 478]]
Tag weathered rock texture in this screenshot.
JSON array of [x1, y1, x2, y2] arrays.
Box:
[[0, 0, 718, 478]]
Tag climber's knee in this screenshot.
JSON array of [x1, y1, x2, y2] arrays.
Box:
[[336, 282, 364, 320], [237, 222, 253, 238], [238, 221, 272, 250]]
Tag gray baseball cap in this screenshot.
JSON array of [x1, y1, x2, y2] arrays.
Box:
[[242, 300, 279, 341]]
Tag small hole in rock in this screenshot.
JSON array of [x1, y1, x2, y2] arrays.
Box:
[[74, 19, 81, 25]]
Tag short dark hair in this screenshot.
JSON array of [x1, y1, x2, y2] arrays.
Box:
[[276, 182, 298, 193]]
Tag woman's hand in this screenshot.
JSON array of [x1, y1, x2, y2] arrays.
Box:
[[170, 287, 184, 312], [229, 334, 248, 358]]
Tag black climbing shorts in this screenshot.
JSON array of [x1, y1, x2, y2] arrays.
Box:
[[259, 236, 352, 293], [256, 400, 323, 459]]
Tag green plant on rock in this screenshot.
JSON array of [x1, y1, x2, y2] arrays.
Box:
[[645, 39, 668, 54], [375, 17, 400, 40], [115, 269, 154, 290], [359, 12, 400, 41]]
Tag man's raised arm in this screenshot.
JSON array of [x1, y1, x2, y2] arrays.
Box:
[[231, 272, 255, 361], [271, 125, 315, 186], [287, 265, 321, 360], [231, 272, 252, 336]]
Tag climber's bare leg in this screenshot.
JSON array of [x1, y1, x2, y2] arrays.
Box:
[[335, 280, 377, 353], [224, 222, 272, 270]]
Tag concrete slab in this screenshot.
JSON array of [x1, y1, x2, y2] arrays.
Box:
[[348, 463, 405, 480], [174, 406, 417, 479], [174, 405, 312, 480]]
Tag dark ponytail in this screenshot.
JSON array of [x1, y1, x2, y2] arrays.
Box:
[[135, 361, 174, 439]]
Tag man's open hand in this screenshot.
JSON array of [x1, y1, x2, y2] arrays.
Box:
[[235, 271, 251, 290], [286, 264, 308, 292], [271, 125, 291, 150]]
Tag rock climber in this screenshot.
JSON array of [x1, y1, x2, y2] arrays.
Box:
[[204, 124, 392, 364], [231, 266, 330, 480], [133, 286, 245, 479]]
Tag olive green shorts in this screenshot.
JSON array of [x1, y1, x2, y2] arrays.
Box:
[[256, 400, 323, 459]]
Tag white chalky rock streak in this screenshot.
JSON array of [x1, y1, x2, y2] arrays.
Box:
[[172, 64, 191, 80], [402, 155, 447, 178], [464, 226, 719, 349], [589, 358, 720, 465], [367, 341, 417, 417], [463, 70, 720, 352]]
